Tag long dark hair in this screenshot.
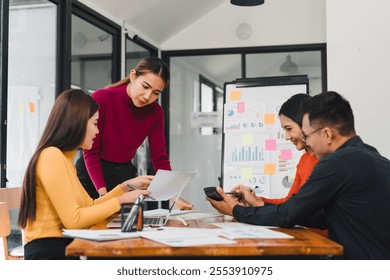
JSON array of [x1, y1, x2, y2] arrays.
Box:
[[18, 89, 99, 228], [108, 56, 170, 88], [279, 93, 311, 127]]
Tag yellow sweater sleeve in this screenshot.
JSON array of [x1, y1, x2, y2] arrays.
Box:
[[26, 147, 125, 241]]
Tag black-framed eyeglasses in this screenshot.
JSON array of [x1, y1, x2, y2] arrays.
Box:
[[300, 127, 324, 143]]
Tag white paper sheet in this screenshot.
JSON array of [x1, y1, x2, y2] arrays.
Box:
[[140, 228, 235, 247], [218, 227, 294, 239], [146, 170, 195, 201], [212, 222, 277, 229], [62, 229, 141, 241]]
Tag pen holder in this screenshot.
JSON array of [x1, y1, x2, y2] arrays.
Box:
[[120, 202, 144, 232]]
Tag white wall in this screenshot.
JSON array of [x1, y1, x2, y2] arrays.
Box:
[[162, 0, 326, 50], [326, 0, 390, 158]]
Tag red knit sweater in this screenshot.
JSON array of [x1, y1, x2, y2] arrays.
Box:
[[83, 83, 171, 190]]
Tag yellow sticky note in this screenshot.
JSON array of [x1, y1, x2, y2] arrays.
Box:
[[242, 133, 254, 145], [264, 163, 276, 175], [230, 90, 241, 101], [29, 102, 35, 113], [264, 113, 275, 124], [241, 167, 253, 180], [18, 104, 24, 116]]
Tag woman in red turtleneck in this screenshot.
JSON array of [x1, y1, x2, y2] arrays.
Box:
[[76, 57, 192, 209]]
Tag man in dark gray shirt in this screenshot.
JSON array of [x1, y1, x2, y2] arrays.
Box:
[[208, 91, 390, 259]]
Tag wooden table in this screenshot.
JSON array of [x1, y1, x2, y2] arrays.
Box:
[[66, 215, 343, 259]]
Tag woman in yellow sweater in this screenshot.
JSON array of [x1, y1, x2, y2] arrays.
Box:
[[18, 89, 151, 260]]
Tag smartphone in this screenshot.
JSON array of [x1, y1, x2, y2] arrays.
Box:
[[203, 186, 223, 201]]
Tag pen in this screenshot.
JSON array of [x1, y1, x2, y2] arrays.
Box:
[[251, 186, 259, 192], [225, 191, 240, 196], [177, 217, 189, 227], [127, 184, 138, 191]]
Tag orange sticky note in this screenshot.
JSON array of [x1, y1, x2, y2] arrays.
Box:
[[29, 102, 35, 113], [264, 113, 275, 124], [264, 163, 276, 175], [230, 90, 241, 101]]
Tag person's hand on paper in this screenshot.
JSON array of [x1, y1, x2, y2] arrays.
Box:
[[117, 189, 150, 205], [231, 185, 264, 207], [206, 186, 238, 216], [174, 197, 194, 210], [121, 175, 154, 192]]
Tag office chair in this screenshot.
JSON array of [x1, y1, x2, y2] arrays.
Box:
[[0, 187, 24, 260]]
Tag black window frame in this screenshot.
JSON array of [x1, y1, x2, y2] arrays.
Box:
[[161, 43, 327, 154], [199, 75, 218, 113], [0, 0, 121, 188]]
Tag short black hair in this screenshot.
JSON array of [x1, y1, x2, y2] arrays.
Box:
[[302, 91, 355, 136], [279, 93, 311, 127]]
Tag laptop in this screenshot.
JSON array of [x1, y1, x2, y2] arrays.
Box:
[[108, 170, 195, 228], [143, 196, 179, 227]]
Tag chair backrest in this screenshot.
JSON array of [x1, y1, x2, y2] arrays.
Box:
[[0, 187, 24, 260], [0, 187, 22, 209], [0, 202, 11, 260]]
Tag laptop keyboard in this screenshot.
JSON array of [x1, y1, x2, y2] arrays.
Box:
[[144, 217, 166, 226]]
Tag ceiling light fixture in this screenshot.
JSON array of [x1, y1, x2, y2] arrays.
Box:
[[280, 55, 299, 74], [231, 0, 265, 6]]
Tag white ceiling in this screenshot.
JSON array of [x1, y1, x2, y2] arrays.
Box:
[[79, 0, 323, 90], [83, 0, 227, 46]]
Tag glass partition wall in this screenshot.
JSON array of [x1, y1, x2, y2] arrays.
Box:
[[164, 45, 326, 212], [71, 15, 113, 93], [7, 0, 57, 188], [5, 0, 57, 254]]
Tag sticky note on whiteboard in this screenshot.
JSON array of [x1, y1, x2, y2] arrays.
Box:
[[230, 90, 241, 100], [242, 134, 254, 145], [241, 168, 253, 180], [237, 102, 245, 113], [265, 139, 277, 151], [264, 113, 275, 124], [280, 149, 293, 161], [264, 163, 276, 175]]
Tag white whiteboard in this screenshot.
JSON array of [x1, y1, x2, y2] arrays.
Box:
[[221, 76, 308, 199]]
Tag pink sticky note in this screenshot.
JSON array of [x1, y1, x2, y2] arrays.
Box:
[[265, 139, 277, 151], [237, 102, 245, 113], [280, 149, 293, 161]]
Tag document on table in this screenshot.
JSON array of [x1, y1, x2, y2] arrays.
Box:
[[62, 229, 141, 241], [140, 228, 235, 247], [212, 222, 294, 239], [146, 170, 195, 201]]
